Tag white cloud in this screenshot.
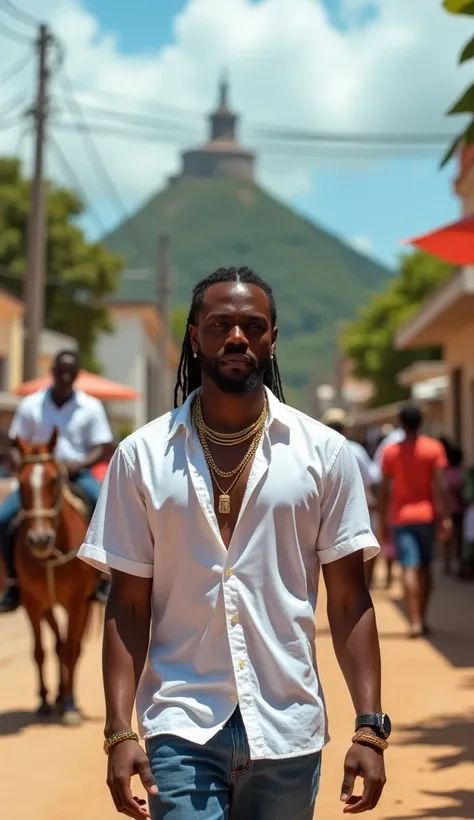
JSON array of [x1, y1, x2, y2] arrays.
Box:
[[0, 0, 470, 235], [348, 234, 374, 255]]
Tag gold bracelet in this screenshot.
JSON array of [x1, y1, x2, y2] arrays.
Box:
[[352, 731, 388, 752], [103, 730, 140, 755]]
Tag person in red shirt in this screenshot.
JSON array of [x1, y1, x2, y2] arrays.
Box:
[[379, 405, 452, 638]]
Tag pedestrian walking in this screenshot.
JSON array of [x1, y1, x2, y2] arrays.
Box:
[[79, 267, 389, 819], [320, 408, 381, 588], [379, 405, 452, 638]]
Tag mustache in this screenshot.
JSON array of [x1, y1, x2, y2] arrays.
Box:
[[217, 347, 258, 365]]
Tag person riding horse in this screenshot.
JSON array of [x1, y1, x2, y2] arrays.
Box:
[[0, 349, 113, 613]]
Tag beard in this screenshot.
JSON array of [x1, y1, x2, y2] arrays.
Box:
[[198, 350, 270, 394]]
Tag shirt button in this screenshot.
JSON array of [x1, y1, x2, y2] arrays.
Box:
[[230, 693, 237, 702], [231, 615, 239, 625], [225, 568, 234, 577], [239, 659, 245, 670]]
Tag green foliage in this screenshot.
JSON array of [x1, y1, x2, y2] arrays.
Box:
[[105, 178, 392, 407], [460, 33, 474, 63], [342, 251, 452, 407], [448, 82, 474, 115], [441, 0, 474, 167], [443, 0, 474, 14], [0, 156, 123, 371], [171, 305, 189, 347]]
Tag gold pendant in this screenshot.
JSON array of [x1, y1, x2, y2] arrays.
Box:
[[218, 494, 231, 515]]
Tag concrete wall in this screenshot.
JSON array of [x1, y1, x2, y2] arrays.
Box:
[[444, 319, 474, 464], [96, 313, 146, 429]]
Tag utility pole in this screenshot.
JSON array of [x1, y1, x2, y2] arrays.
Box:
[[156, 233, 172, 415], [23, 24, 51, 381]]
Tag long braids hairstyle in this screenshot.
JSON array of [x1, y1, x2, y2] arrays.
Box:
[[173, 266, 286, 408]]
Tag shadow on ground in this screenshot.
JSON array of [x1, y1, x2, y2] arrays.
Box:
[[387, 790, 474, 820], [387, 713, 474, 819], [0, 709, 102, 736], [392, 564, 474, 668]]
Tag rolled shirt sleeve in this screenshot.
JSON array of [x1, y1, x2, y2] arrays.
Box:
[[316, 440, 380, 565], [87, 399, 114, 447], [78, 445, 154, 578]]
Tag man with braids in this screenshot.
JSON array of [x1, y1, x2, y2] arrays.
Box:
[[79, 267, 388, 820]]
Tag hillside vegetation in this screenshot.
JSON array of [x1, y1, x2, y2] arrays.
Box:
[[105, 177, 392, 406]]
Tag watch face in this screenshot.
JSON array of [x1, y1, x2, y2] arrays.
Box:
[[381, 713, 392, 737]]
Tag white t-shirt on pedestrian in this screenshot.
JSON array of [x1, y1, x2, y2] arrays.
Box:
[[79, 387, 379, 761], [347, 439, 380, 489], [9, 388, 113, 462]]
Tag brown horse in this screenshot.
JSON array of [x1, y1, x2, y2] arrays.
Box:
[[14, 428, 100, 725]]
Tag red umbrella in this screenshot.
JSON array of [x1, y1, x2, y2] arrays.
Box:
[[403, 214, 474, 265], [14, 370, 140, 401]]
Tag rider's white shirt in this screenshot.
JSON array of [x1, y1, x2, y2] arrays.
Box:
[[8, 388, 113, 462], [79, 387, 379, 761]]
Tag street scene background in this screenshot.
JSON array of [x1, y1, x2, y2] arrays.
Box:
[[1, 1, 474, 818]]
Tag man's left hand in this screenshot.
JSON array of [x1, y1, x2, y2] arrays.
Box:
[[340, 742, 386, 813], [63, 461, 83, 478]]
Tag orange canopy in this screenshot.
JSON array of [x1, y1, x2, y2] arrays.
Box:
[[14, 370, 140, 401], [403, 214, 474, 265]]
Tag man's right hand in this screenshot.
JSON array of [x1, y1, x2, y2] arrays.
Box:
[[106, 739, 158, 818]]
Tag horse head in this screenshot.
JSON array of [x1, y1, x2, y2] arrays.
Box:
[[15, 427, 64, 560]]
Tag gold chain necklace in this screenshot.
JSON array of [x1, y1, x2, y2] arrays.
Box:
[[192, 396, 268, 514], [192, 397, 267, 478], [194, 395, 267, 447]]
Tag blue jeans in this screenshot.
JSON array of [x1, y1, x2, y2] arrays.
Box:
[[0, 469, 101, 579], [145, 708, 322, 820], [392, 522, 437, 569]]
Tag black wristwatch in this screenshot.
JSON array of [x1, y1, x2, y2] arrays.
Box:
[[355, 713, 392, 739]]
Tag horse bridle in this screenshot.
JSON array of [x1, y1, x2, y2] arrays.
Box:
[[16, 453, 79, 605], [17, 453, 66, 524]]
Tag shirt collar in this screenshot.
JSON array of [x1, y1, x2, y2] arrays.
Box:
[[44, 386, 79, 409], [167, 385, 291, 443]]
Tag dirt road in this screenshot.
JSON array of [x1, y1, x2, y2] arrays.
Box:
[[0, 565, 473, 820]]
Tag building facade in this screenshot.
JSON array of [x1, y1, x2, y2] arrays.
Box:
[[396, 144, 474, 461]]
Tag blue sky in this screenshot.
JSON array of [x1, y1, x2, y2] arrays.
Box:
[[77, 0, 463, 269], [1, 0, 466, 271]]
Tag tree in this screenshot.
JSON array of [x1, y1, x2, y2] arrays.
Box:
[[0, 156, 122, 371], [441, 0, 474, 166], [341, 251, 452, 407]]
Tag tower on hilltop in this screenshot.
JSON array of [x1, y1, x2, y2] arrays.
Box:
[[179, 73, 255, 182]]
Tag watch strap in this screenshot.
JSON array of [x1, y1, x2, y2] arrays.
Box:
[[355, 714, 381, 732]]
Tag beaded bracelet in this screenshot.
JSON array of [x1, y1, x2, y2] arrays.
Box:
[[103, 730, 140, 755], [352, 731, 388, 752]]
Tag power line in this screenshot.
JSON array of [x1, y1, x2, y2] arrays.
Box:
[[0, 0, 41, 28], [0, 17, 33, 44], [48, 134, 107, 235], [53, 89, 459, 147], [0, 90, 26, 119], [53, 119, 198, 144], [0, 48, 32, 86], [51, 117, 449, 160], [53, 57, 144, 249]]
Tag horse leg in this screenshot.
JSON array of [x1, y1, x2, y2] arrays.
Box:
[[23, 595, 51, 716], [61, 599, 91, 726], [44, 609, 65, 709]]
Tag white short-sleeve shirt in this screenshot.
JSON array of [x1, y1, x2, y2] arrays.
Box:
[[8, 388, 113, 462], [79, 387, 379, 760]]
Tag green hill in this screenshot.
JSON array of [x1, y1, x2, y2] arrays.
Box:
[[104, 177, 392, 407]]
